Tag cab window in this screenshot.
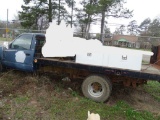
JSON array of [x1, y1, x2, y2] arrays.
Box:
[[11, 34, 33, 50]]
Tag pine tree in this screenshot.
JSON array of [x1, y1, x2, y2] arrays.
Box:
[[19, 0, 48, 29], [19, 0, 69, 29], [77, 0, 98, 39], [65, 0, 76, 28], [98, 0, 132, 43]]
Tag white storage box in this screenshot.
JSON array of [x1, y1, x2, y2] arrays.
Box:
[[76, 52, 142, 71], [106, 53, 142, 70], [76, 52, 105, 66], [75, 46, 153, 71]]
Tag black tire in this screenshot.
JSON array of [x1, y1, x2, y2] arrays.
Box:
[[82, 75, 112, 102]]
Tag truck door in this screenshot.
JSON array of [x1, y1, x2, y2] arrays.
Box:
[[3, 34, 34, 71]]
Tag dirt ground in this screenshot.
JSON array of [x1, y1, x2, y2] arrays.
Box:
[[0, 71, 160, 119], [54, 77, 160, 117], [107, 85, 160, 116]]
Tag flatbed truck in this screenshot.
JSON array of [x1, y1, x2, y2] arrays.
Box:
[[0, 33, 160, 102]]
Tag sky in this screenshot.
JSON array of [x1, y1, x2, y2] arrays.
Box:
[[0, 0, 23, 21], [0, 0, 160, 32], [105, 0, 160, 32], [92, 0, 160, 32]]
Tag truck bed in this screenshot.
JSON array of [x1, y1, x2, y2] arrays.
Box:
[[141, 64, 160, 74], [37, 58, 160, 82]]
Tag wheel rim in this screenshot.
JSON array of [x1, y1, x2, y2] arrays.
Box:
[[88, 82, 104, 97]]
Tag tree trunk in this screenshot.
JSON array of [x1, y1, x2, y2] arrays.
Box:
[[81, 25, 84, 38], [85, 0, 93, 40], [100, 11, 105, 44], [49, 0, 52, 22], [85, 16, 91, 40], [58, 0, 61, 25], [40, 17, 43, 31], [71, 0, 73, 28]]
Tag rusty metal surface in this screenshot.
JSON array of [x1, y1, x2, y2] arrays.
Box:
[[108, 75, 147, 87], [157, 46, 160, 66], [37, 58, 160, 82], [38, 65, 90, 79]]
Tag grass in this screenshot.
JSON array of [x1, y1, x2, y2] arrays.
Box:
[[144, 81, 160, 102], [0, 37, 12, 41], [0, 71, 160, 120]]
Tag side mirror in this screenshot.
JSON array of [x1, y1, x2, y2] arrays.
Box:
[[3, 42, 9, 49]]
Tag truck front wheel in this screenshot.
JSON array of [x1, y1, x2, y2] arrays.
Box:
[[82, 75, 112, 102]]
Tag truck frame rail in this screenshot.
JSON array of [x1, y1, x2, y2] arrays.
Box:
[[37, 58, 160, 82]]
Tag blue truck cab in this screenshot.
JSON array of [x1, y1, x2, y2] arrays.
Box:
[[0, 33, 45, 72]]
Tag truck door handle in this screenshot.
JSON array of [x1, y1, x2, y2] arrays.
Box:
[[25, 53, 30, 56]]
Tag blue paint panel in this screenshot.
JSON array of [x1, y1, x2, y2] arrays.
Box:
[[2, 61, 34, 72], [2, 34, 35, 72], [3, 49, 34, 66], [0, 33, 45, 72]]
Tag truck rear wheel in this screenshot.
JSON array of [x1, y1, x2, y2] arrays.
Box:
[[82, 75, 112, 102]]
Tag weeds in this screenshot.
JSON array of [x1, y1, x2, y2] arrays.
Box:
[[0, 71, 160, 120], [0, 37, 12, 41], [144, 81, 160, 101], [110, 101, 155, 120]]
